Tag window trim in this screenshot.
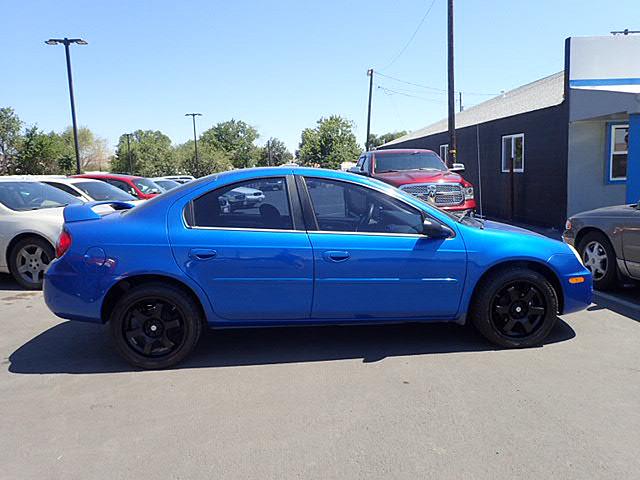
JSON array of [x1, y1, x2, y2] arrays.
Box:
[[184, 175, 301, 232], [439, 144, 449, 164], [501, 133, 525, 173], [606, 121, 629, 184], [299, 175, 451, 238]]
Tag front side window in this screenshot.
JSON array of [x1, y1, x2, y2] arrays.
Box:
[[501, 134, 524, 173], [188, 177, 292, 230], [439, 144, 449, 164], [0, 182, 82, 211], [304, 178, 423, 234], [373, 151, 447, 173], [608, 124, 628, 181]]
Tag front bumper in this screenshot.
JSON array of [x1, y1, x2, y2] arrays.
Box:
[[547, 253, 593, 314]]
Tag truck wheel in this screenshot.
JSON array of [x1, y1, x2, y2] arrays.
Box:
[[470, 268, 558, 348], [109, 283, 203, 369], [9, 236, 54, 290], [577, 232, 617, 290]]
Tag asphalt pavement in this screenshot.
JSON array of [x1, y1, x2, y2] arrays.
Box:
[[1, 273, 639, 479]]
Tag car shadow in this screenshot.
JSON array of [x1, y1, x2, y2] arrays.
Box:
[[8, 319, 576, 375], [0, 273, 23, 292]]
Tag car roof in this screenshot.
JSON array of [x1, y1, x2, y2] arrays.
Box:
[[367, 148, 437, 154], [41, 177, 105, 185], [0, 175, 63, 183], [73, 173, 142, 180]]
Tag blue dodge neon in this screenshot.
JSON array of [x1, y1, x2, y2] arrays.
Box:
[[44, 168, 592, 369]]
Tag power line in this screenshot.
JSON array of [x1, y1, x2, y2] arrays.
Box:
[[378, 0, 439, 71], [375, 70, 500, 96], [377, 85, 446, 103]]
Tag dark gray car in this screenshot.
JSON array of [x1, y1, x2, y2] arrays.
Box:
[[563, 203, 640, 289]]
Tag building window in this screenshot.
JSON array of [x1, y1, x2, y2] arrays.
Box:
[[439, 144, 448, 164], [501, 134, 524, 173], [608, 124, 629, 182]]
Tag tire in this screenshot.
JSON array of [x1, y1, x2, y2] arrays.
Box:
[[108, 283, 203, 369], [8, 236, 55, 290], [470, 268, 558, 348], [577, 231, 617, 290]]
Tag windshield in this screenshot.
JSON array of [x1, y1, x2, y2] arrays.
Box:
[[0, 182, 83, 211], [74, 181, 136, 201], [154, 179, 180, 191], [374, 151, 447, 173], [133, 178, 162, 194]]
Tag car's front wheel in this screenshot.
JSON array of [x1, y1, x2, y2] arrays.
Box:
[[577, 231, 617, 290], [8, 236, 55, 290], [109, 283, 203, 369], [470, 268, 558, 348]]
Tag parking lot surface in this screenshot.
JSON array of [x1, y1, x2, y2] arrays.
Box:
[[1, 274, 639, 479]]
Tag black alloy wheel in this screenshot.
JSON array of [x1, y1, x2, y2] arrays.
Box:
[[490, 281, 546, 339]]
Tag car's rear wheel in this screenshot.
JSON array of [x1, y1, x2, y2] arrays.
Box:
[[577, 232, 617, 290], [470, 268, 558, 348], [8, 236, 54, 290], [109, 283, 203, 369]]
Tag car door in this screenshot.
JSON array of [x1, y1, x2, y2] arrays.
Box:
[[621, 206, 640, 278], [299, 176, 466, 320], [169, 175, 313, 321]]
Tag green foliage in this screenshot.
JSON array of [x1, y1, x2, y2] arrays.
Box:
[[256, 137, 293, 167], [113, 130, 175, 177], [200, 119, 259, 169], [0, 107, 23, 174], [61, 127, 109, 170], [174, 140, 234, 177], [15, 126, 71, 175], [297, 115, 362, 170], [367, 131, 407, 149]]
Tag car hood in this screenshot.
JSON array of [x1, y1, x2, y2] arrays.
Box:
[[480, 220, 545, 238], [374, 169, 461, 186], [572, 204, 639, 218]]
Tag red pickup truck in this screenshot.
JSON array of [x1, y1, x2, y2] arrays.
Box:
[[350, 148, 476, 213]]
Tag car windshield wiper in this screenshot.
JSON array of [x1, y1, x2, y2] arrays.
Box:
[[378, 169, 400, 173]]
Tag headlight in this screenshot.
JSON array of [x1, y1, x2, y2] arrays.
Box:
[[464, 187, 474, 200], [568, 244, 584, 266]]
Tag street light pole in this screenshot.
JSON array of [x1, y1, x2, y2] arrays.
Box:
[[45, 37, 87, 174], [185, 113, 202, 176], [365, 69, 374, 151]]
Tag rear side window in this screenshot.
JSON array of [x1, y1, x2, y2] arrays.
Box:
[[187, 177, 293, 230], [44, 181, 83, 197]]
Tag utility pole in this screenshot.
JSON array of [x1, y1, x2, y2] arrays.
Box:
[[185, 113, 202, 176], [365, 69, 374, 151], [446, 0, 456, 167], [124, 133, 133, 174], [459, 91, 463, 112], [45, 37, 87, 174]]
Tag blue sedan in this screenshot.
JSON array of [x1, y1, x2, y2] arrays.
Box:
[[44, 168, 592, 369]]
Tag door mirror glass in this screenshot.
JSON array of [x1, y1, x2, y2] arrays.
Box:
[[422, 217, 452, 238], [450, 163, 465, 173]]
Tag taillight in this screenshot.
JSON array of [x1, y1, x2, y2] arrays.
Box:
[[56, 230, 72, 258]]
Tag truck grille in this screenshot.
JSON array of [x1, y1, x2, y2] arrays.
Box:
[[399, 183, 465, 207]]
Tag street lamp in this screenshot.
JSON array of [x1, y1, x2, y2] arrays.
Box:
[[45, 37, 87, 174], [185, 113, 202, 176]]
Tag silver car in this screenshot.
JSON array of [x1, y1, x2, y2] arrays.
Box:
[[563, 202, 640, 290]]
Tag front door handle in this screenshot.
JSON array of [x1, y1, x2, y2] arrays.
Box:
[[323, 250, 350, 262], [189, 248, 217, 260]]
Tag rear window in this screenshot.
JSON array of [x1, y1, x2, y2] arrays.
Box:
[[74, 181, 136, 201], [0, 182, 82, 211]]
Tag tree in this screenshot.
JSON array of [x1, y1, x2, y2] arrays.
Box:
[[297, 115, 362, 170], [257, 137, 293, 167], [367, 131, 407, 149], [174, 140, 233, 177], [112, 130, 175, 176], [14, 126, 70, 175], [61, 127, 110, 171], [0, 107, 23, 174], [200, 119, 259, 169]]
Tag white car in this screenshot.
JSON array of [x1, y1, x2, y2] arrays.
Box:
[[39, 176, 143, 204], [0, 178, 83, 289], [158, 175, 195, 184], [223, 186, 265, 210]]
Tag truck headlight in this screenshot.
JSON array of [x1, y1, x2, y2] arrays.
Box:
[[464, 187, 474, 200]]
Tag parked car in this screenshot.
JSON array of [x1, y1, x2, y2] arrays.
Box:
[[223, 186, 265, 210], [159, 175, 195, 184], [0, 178, 82, 289], [72, 173, 162, 200], [44, 168, 591, 369], [563, 202, 640, 290], [41, 177, 142, 204], [350, 149, 476, 213], [152, 178, 181, 192]]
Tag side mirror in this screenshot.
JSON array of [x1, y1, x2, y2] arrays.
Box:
[[422, 217, 452, 238], [450, 163, 465, 173]]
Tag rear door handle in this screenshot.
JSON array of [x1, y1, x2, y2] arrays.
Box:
[[323, 250, 350, 262], [189, 248, 217, 260]]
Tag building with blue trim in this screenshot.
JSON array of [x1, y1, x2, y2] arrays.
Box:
[[382, 35, 640, 229]]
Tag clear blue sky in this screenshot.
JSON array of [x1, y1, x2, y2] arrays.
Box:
[[2, 0, 638, 153]]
